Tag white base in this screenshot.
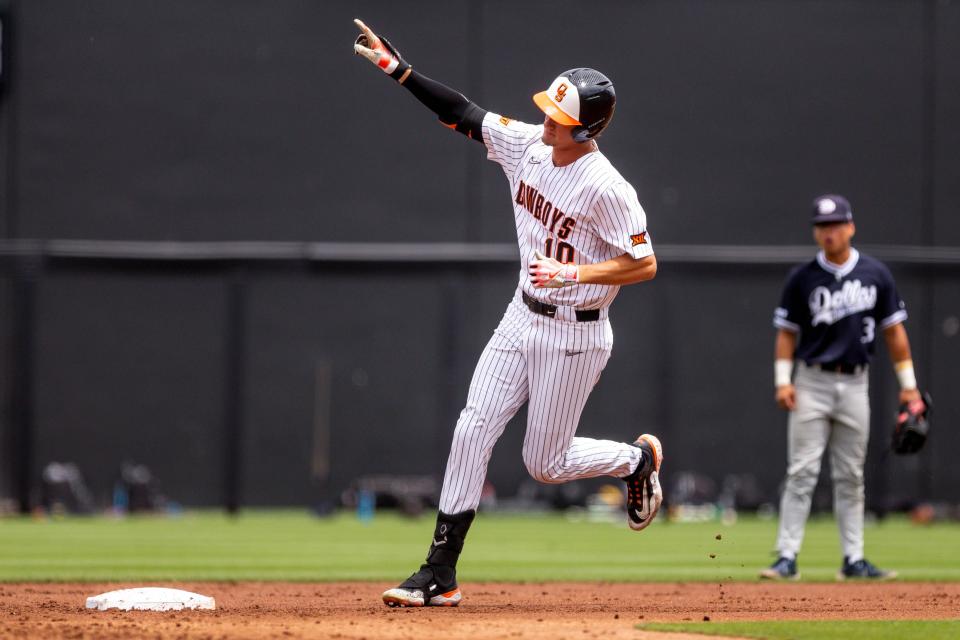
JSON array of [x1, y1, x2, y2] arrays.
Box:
[[85, 587, 216, 612]]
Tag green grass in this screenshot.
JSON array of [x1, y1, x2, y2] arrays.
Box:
[[0, 510, 958, 582], [639, 619, 960, 639]]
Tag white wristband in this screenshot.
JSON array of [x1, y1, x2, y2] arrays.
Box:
[[895, 360, 917, 390], [774, 359, 793, 387]]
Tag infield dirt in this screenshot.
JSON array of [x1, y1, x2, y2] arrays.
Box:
[[2, 581, 958, 639]]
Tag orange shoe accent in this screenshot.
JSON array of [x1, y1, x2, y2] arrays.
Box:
[[430, 588, 462, 607], [637, 434, 662, 472]]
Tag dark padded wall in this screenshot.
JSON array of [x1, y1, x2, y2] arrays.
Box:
[[934, 2, 960, 244], [927, 277, 960, 500], [32, 270, 228, 505], [478, 0, 928, 246], [10, 0, 956, 244], [0, 276, 10, 500], [13, 0, 475, 242], [1, 1, 957, 507], [242, 272, 450, 505]]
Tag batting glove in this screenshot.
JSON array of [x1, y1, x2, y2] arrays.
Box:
[[529, 251, 579, 288], [353, 18, 411, 83]]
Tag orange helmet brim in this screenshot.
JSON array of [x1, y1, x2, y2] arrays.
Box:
[[533, 91, 581, 126]]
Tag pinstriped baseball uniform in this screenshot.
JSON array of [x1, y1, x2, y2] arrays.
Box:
[[439, 113, 653, 514]]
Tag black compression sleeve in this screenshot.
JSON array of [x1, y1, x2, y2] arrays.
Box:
[[401, 69, 487, 142]]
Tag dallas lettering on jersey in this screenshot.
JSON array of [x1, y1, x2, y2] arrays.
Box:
[[808, 280, 877, 326], [515, 180, 576, 240]]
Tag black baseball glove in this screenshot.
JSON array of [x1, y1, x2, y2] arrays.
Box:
[[891, 391, 932, 455]]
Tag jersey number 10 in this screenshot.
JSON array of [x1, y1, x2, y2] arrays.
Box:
[[543, 238, 576, 264]]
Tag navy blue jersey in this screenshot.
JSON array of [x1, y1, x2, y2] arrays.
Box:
[[773, 249, 907, 365]]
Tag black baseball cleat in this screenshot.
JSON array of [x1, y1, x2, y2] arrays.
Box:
[[382, 563, 461, 607], [760, 556, 800, 580], [623, 434, 663, 531], [836, 557, 897, 581]]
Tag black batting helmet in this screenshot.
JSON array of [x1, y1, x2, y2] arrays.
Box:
[[533, 68, 616, 143]]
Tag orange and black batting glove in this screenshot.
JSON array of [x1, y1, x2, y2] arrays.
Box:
[[353, 18, 412, 84]]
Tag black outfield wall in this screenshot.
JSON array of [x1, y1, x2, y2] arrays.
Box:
[[0, 1, 957, 507]]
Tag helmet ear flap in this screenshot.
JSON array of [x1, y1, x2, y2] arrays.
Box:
[[570, 126, 591, 143]]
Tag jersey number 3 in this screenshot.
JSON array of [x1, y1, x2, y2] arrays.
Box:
[[860, 317, 876, 344]]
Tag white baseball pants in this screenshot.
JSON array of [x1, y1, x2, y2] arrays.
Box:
[[439, 290, 642, 514], [775, 362, 870, 562]]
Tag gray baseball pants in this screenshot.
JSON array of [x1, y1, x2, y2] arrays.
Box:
[[775, 362, 870, 562]]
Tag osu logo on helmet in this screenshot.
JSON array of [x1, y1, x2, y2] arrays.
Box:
[[554, 82, 568, 103]]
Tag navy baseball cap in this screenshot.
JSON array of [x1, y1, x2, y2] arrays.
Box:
[[810, 194, 853, 225]]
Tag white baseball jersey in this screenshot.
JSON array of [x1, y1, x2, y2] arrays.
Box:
[[437, 113, 653, 515], [482, 112, 654, 309]]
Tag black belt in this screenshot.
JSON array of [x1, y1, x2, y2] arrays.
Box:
[[522, 291, 600, 322], [813, 361, 866, 375]]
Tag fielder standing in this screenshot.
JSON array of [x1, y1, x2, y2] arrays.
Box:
[[352, 19, 664, 607], [761, 194, 924, 580]]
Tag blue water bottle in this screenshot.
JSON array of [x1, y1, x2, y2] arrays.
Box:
[[357, 489, 375, 524]]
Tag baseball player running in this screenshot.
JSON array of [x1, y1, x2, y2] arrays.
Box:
[[352, 19, 664, 607], [761, 195, 924, 581]]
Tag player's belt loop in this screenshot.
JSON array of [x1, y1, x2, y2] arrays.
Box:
[[521, 291, 600, 322]]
